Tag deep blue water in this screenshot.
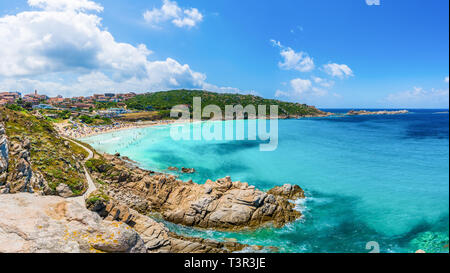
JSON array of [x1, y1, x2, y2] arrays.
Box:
[[81, 109, 449, 253]]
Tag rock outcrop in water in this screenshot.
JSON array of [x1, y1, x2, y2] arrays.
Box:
[[87, 154, 304, 230], [0, 193, 146, 253], [267, 184, 305, 200], [347, 110, 409, 116], [181, 167, 196, 174]]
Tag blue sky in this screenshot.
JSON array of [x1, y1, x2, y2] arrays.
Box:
[[0, 0, 448, 108]]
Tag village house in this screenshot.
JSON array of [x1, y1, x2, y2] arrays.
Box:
[[1, 90, 137, 107], [72, 103, 95, 110], [22, 96, 40, 105], [47, 97, 65, 106], [0, 91, 21, 105], [23, 90, 48, 105]]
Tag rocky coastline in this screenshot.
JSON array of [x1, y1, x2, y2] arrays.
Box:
[[0, 193, 146, 253], [86, 197, 249, 253], [87, 153, 304, 231], [0, 109, 306, 253], [0, 123, 51, 195]]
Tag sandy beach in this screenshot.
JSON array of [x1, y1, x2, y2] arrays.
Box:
[[54, 113, 335, 139], [54, 119, 181, 139]]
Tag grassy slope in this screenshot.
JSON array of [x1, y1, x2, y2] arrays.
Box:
[[125, 90, 327, 117], [0, 107, 88, 195]]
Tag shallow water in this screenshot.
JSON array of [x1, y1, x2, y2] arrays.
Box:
[[81, 109, 449, 253]]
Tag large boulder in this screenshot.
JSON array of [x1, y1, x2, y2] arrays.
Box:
[[267, 184, 305, 200], [0, 193, 146, 253], [100, 164, 303, 230], [88, 154, 305, 231], [159, 177, 302, 230], [56, 183, 73, 198], [86, 196, 247, 253]]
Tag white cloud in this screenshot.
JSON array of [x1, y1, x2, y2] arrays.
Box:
[[143, 0, 203, 29], [312, 76, 334, 88], [290, 78, 313, 94], [275, 78, 327, 101], [445, 76, 449, 83], [290, 26, 303, 34], [269, 40, 353, 105], [0, 2, 150, 78], [270, 39, 314, 72], [323, 63, 353, 78], [270, 39, 282, 48], [0, 64, 207, 98], [28, 0, 103, 12], [0, 0, 234, 97], [385, 86, 449, 108], [274, 90, 290, 98]]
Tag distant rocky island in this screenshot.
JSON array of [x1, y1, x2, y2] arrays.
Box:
[[347, 110, 409, 116]]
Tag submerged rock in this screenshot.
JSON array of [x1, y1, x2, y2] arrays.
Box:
[[181, 167, 196, 174], [0, 193, 146, 253], [409, 231, 449, 253]]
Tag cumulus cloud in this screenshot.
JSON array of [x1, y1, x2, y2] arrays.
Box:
[[323, 63, 353, 78], [0, 6, 152, 78], [269, 40, 355, 104], [0, 66, 206, 98], [28, 0, 103, 12], [270, 39, 314, 72], [290, 78, 313, 94], [0, 0, 233, 97], [385, 86, 449, 108], [275, 77, 327, 102], [143, 0, 203, 29], [312, 76, 334, 88]]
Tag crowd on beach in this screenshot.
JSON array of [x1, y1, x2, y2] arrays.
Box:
[[53, 109, 412, 139], [54, 119, 176, 139]]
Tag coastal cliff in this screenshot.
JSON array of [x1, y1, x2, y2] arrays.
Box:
[[86, 197, 249, 253], [0, 108, 87, 196]]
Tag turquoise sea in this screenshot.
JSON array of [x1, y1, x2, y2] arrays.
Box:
[[81, 109, 449, 253]]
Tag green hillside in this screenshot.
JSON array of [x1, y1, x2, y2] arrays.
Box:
[[125, 90, 328, 118], [0, 107, 88, 195]]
